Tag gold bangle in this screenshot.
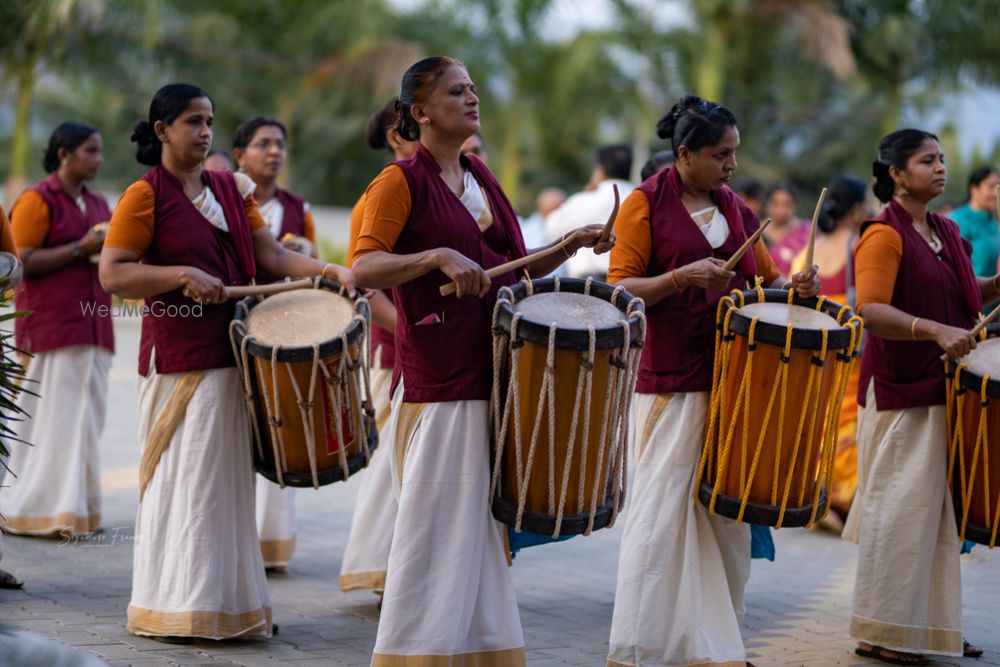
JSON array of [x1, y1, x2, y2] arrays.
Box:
[[670, 270, 684, 292], [911, 317, 921, 340], [321, 263, 333, 280], [562, 243, 576, 259]]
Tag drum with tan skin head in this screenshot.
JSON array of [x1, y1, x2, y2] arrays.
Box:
[[699, 287, 863, 527], [946, 325, 1000, 547], [490, 277, 645, 538], [230, 280, 377, 488]]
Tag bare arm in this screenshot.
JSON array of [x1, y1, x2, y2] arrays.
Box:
[[526, 224, 614, 278], [19, 228, 104, 278], [99, 246, 227, 302], [353, 247, 491, 299], [977, 275, 1000, 304], [251, 227, 354, 294], [860, 302, 976, 359]]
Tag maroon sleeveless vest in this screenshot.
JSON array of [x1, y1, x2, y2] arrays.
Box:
[[14, 173, 114, 355], [274, 188, 306, 238], [634, 166, 760, 394], [136, 166, 256, 375], [391, 145, 527, 402], [858, 199, 981, 409]]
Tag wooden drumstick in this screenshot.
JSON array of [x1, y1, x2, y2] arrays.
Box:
[[225, 277, 314, 299], [803, 187, 828, 272], [598, 183, 621, 244], [722, 218, 772, 272], [439, 233, 581, 297], [940, 301, 1000, 361]]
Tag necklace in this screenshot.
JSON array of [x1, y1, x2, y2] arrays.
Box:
[[912, 220, 943, 253]]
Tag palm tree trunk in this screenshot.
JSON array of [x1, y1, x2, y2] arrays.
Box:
[[10, 64, 36, 181], [499, 103, 523, 210], [696, 23, 727, 101]]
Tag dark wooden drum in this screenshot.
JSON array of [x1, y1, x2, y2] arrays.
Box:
[[230, 280, 377, 488], [490, 277, 645, 538]]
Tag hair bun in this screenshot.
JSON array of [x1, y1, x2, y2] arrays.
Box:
[[130, 119, 156, 146], [131, 119, 162, 166], [871, 159, 894, 203]]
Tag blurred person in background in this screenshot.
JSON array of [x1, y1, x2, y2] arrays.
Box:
[[639, 149, 675, 182], [763, 180, 809, 275], [519, 187, 565, 249], [790, 175, 869, 529], [545, 144, 635, 281], [949, 166, 1000, 276], [731, 176, 764, 217], [204, 149, 232, 171], [3, 122, 113, 540]]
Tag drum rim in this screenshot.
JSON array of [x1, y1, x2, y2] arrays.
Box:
[[495, 277, 644, 351], [697, 480, 829, 528], [946, 324, 1000, 397], [724, 288, 857, 352], [252, 416, 378, 487], [231, 279, 370, 363], [491, 494, 618, 536]]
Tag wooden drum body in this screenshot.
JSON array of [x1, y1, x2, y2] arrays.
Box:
[[946, 327, 1000, 547], [700, 288, 863, 527], [230, 280, 377, 488], [491, 277, 645, 537]]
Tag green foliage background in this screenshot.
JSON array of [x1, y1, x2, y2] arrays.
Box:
[[2, 0, 1000, 216]]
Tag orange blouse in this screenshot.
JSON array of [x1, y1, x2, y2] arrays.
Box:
[[608, 189, 781, 285], [346, 193, 365, 268], [10, 189, 51, 250], [105, 179, 266, 256], [0, 204, 18, 256], [352, 165, 413, 262], [854, 225, 902, 313]]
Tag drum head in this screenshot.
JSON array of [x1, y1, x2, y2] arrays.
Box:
[[960, 337, 1000, 378], [738, 301, 843, 331], [512, 292, 624, 330], [246, 288, 355, 347]]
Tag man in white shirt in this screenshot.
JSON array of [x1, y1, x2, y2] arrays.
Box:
[[544, 145, 635, 280]]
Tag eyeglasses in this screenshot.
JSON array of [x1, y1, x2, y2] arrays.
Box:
[[248, 139, 288, 151]]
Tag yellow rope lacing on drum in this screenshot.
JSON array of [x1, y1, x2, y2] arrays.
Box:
[[697, 294, 739, 497], [955, 374, 997, 546]]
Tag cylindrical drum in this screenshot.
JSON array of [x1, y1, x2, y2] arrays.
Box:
[[699, 287, 863, 527], [230, 279, 377, 488], [946, 325, 1000, 547], [490, 277, 645, 538]]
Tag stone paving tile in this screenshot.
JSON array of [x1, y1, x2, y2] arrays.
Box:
[[3, 317, 1000, 667]]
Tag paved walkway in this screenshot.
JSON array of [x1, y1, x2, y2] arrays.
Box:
[[1, 317, 999, 666]]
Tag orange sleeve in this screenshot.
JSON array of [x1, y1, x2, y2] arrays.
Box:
[[346, 193, 365, 268], [302, 206, 316, 243], [244, 193, 266, 233], [0, 205, 18, 257], [753, 238, 782, 285], [10, 189, 51, 250], [352, 165, 412, 261], [607, 190, 652, 283], [105, 180, 156, 256], [855, 224, 903, 312]]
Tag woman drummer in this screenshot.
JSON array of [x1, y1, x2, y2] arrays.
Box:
[[605, 95, 819, 667], [339, 98, 416, 596], [844, 129, 995, 665], [351, 56, 610, 665], [4, 122, 113, 538], [230, 115, 318, 573], [100, 83, 352, 642]]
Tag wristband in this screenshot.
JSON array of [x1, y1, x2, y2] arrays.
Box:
[[71, 240, 81, 259]]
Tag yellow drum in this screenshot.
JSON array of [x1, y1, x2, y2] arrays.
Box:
[[699, 287, 863, 527], [230, 280, 377, 488], [946, 327, 1000, 547]]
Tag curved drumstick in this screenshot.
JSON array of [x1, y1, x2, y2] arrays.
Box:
[[941, 301, 1000, 361], [439, 232, 581, 297], [723, 218, 772, 272], [224, 277, 314, 299], [440, 188, 622, 297], [803, 187, 828, 272], [599, 183, 621, 244]]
